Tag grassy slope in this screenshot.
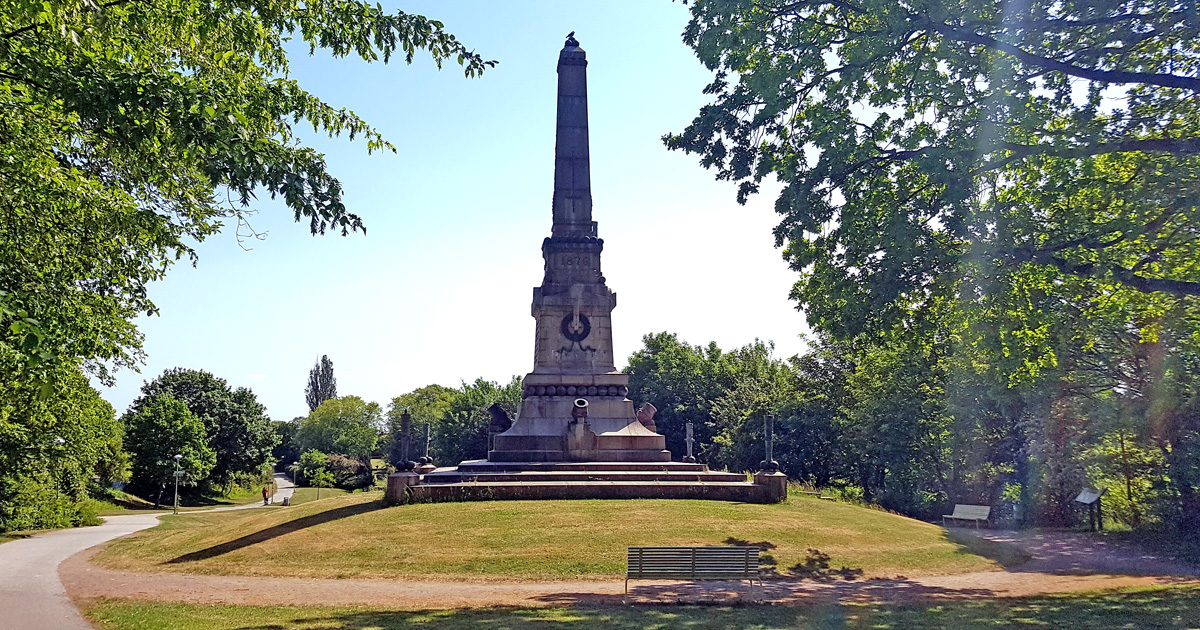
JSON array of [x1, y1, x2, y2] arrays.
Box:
[[94, 493, 1025, 580], [288, 487, 349, 505], [83, 585, 1200, 630]]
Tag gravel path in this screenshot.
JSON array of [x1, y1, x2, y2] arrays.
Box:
[[59, 526, 1200, 609], [0, 473, 294, 630]]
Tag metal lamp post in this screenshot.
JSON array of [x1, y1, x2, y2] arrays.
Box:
[[172, 454, 184, 515]]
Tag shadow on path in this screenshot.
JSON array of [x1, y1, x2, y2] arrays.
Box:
[[167, 501, 380, 564]]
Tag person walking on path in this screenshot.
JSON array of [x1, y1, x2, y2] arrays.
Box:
[[261, 486, 269, 505]]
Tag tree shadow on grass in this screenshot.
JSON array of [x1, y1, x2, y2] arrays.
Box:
[[166, 501, 381, 564], [785, 548, 863, 581], [720, 538, 862, 580], [723, 537, 778, 569]]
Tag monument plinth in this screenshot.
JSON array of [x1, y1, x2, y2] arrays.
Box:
[[489, 38, 669, 462]]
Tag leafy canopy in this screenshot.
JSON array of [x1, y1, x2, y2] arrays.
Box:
[[668, 0, 1199, 339], [296, 395, 380, 459], [0, 0, 494, 385], [130, 368, 277, 486], [123, 394, 216, 496]]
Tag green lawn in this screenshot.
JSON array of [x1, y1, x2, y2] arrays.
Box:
[[83, 585, 1200, 630], [288, 487, 349, 505], [93, 493, 1026, 580]]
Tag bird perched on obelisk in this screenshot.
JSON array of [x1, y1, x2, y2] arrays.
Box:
[[565, 31, 579, 47]]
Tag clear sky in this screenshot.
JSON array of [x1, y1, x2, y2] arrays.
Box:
[[99, 1, 810, 421]]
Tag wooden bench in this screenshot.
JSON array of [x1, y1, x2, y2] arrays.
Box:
[[942, 504, 991, 529], [625, 546, 760, 596]]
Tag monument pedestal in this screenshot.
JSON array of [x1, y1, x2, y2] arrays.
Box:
[[491, 372, 669, 462]]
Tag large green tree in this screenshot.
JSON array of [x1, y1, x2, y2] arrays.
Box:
[[668, 0, 1198, 338], [1, 0, 491, 528], [387, 384, 456, 466], [625, 332, 741, 457], [1, 2, 494, 382], [669, 0, 1200, 533], [130, 368, 277, 488], [123, 394, 216, 506], [305, 355, 338, 412], [296, 395, 381, 460]]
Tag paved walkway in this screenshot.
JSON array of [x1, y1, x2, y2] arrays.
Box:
[[0, 473, 293, 630]]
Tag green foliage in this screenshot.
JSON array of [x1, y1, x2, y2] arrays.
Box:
[[297, 449, 328, 486], [0, 469, 99, 531], [0, 0, 494, 387], [296, 396, 380, 459], [0, 0, 491, 529], [130, 368, 277, 488], [670, 0, 1199, 340], [668, 1, 1200, 534], [324, 454, 373, 490], [0, 365, 124, 531], [270, 419, 300, 469], [433, 377, 522, 465], [305, 355, 338, 413], [387, 384, 455, 466], [123, 394, 216, 504], [309, 468, 334, 490], [625, 332, 743, 457]]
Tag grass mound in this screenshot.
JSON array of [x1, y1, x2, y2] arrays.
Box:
[[94, 493, 1026, 581]]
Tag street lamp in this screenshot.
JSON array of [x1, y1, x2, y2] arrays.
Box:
[[172, 454, 184, 515]]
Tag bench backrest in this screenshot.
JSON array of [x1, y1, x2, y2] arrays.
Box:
[[951, 504, 991, 520], [627, 546, 759, 580]]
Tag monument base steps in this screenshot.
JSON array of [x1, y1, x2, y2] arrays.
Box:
[[385, 461, 785, 505]]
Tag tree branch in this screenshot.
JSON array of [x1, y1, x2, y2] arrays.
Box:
[[1003, 247, 1200, 297], [926, 20, 1200, 92]]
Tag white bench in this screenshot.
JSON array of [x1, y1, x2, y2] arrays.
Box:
[[625, 546, 760, 595], [942, 504, 991, 528]]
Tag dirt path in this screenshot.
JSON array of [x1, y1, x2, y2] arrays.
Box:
[[63, 528, 1200, 608]]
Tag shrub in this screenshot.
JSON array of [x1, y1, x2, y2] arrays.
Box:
[[0, 470, 96, 531], [325, 454, 373, 490]]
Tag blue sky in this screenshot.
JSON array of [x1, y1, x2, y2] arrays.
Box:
[[99, 1, 810, 421]]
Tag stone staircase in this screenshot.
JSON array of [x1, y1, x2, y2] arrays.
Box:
[[389, 460, 786, 504]]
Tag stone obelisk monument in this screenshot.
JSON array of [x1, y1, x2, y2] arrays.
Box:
[[489, 36, 669, 462]]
